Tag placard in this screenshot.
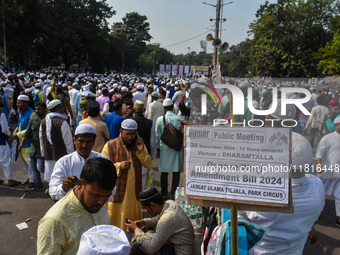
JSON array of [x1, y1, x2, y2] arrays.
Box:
[[185, 126, 293, 212]]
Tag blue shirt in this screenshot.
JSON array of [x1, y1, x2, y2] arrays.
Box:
[[102, 112, 125, 140]]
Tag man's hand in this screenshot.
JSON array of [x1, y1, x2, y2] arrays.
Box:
[[179, 119, 190, 126], [134, 219, 146, 228], [125, 219, 138, 232], [12, 133, 18, 140], [126, 219, 145, 233], [156, 148, 160, 158], [18, 143, 24, 152], [62, 176, 77, 192], [136, 137, 144, 152], [121, 161, 132, 171]]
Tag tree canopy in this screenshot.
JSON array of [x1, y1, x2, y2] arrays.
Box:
[[1, 0, 339, 76], [248, 0, 336, 77]]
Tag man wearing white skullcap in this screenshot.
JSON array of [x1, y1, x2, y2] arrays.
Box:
[[13, 94, 35, 185], [40, 99, 74, 183], [244, 132, 325, 254], [49, 78, 74, 122], [101, 119, 152, 236], [33, 82, 45, 105], [38, 158, 117, 255], [49, 123, 108, 201], [155, 98, 185, 200], [132, 84, 147, 105], [77, 225, 130, 255], [316, 116, 340, 227], [69, 82, 81, 127], [147, 91, 164, 125], [241, 110, 325, 254], [172, 81, 184, 114]]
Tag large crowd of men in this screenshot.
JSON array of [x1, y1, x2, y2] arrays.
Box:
[[0, 68, 340, 254]]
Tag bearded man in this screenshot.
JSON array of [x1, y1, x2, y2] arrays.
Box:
[[101, 119, 152, 232]]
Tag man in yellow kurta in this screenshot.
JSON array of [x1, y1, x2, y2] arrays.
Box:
[[37, 157, 117, 255], [102, 119, 152, 232]]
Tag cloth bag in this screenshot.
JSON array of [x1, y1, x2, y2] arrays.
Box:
[[160, 115, 183, 151]]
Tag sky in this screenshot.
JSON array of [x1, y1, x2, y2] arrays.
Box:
[[107, 0, 276, 55]]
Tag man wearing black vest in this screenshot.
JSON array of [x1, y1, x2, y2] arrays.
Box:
[[40, 99, 74, 185], [132, 100, 156, 190]]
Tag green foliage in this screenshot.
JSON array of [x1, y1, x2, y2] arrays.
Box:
[[219, 39, 253, 77], [317, 15, 340, 75], [111, 12, 152, 73], [248, 0, 335, 77]]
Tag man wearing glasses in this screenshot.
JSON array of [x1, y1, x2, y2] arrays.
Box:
[[101, 119, 152, 236]]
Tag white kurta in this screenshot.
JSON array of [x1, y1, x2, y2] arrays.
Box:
[[132, 90, 147, 104], [316, 131, 340, 199], [246, 175, 325, 255], [49, 151, 107, 200], [0, 112, 12, 180]]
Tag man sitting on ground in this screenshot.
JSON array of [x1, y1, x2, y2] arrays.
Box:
[[126, 187, 195, 255]]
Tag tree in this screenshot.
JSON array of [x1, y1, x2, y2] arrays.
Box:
[[0, 0, 115, 71], [111, 12, 152, 73], [317, 4, 340, 76], [219, 39, 253, 77], [249, 0, 336, 77]]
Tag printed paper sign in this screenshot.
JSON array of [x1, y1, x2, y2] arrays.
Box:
[[185, 126, 291, 205]]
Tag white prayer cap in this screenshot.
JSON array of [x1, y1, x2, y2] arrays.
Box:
[[75, 124, 96, 136], [48, 99, 62, 110], [113, 83, 118, 89], [175, 81, 179, 86], [25, 88, 32, 94], [35, 83, 42, 88], [83, 85, 90, 92], [151, 92, 158, 98], [73, 82, 78, 87], [17, 95, 30, 101], [270, 99, 296, 120], [121, 87, 128, 92], [62, 83, 68, 88], [121, 119, 138, 130], [334, 116, 340, 125], [137, 85, 143, 90], [76, 225, 130, 255], [291, 132, 312, 170], [163, 98, 173, 107]]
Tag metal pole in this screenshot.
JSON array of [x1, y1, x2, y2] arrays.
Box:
[[2, 0, 6, 66], [231, 203, 238, 255], [213, 0, 221, 69], [230, 91, 239, 254]]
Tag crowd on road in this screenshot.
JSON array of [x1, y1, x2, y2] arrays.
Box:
[[0, 67, 339, 254]]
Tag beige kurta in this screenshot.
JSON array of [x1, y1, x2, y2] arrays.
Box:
[[102, 143, 151, 231]]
